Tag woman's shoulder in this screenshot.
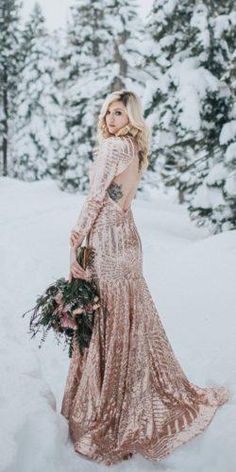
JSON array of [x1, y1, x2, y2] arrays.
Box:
[[101, 134, 138, 155], [104, 135, 138, 174], [104, 134, 136, 144]]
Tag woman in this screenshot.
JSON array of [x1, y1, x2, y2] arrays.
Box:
[[60, 90, 230, 466]]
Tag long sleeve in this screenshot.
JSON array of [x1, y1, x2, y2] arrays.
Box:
[[71, 137, 124, 240]]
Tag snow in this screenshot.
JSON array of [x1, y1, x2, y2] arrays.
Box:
[[225, 142, 236, 164], [160, 0, 178, 18], [205, 163, 228, 185], [225, 172, 236, 197], [168, 60, 228, 133], [220, 120, 236, 145], [191, 183, 225, 208], [191, 3, 209, 50], [1, 176, 235, 472], [214, 12, 236, 39]]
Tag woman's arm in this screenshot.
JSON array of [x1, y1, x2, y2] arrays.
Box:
[[70, 136, 125, 244]]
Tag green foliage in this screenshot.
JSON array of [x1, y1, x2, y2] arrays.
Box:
[[0, 0, 22, 176], [144, 0, 236, 235], [22, 246, 101, 358]]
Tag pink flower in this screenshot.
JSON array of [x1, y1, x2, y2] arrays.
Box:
[[64, 304, 72, 311], [60, 312, 77, 330], [54, 292, 63, 304], [72, 307, 84, 317], [85, 302, 101, 312], [92, 303, 100, 310], [54, 304, 64, 314]]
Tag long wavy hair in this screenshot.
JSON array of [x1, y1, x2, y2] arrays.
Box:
[[96, 89, 150, 173]]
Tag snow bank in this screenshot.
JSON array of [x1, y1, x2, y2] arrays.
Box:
[[1, 177, 235, 471]]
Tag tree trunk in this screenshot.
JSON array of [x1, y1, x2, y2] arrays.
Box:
[[178, 189, 184, 204], [2, 65, 8, 176], [112, 34, 127, 91]]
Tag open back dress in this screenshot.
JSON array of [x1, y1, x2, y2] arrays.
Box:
[[60, 134, 230, 466]]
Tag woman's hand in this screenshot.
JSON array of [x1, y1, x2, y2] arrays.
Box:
[[68, 245, 92, 282], [70, 230, 84, 248], [68, 260, 92, 282]]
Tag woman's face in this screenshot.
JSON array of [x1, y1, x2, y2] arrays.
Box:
[[105, 100, 129, 135]]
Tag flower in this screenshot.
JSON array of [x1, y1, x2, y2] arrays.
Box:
[[23, 251, 100, 358], [92, 303, 100, 310], [64, 304, 72, 311], [54, 292, 63, 304], [83, 302, 101, 312], [72, 301, 100, 318], [60, 312, 77, 330], [72, 307, 84, 317]]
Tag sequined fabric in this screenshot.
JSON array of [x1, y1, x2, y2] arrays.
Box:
[[60, 135, 230, 466]]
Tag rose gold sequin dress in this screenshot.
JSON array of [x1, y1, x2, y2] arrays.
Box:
[[60, 134, 230, 465]]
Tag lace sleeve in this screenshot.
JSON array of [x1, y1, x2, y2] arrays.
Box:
[[116, 134, 137, 175], [71, 137, 123, 240]]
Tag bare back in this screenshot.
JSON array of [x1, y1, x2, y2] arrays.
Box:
[[89, 135, 143, 213]]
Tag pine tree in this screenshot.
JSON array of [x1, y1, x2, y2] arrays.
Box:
[[11, 3, 64, 181], [53, 0, 144, 192], [103, 0, 144, 90], [188, 119, 236, 233], [143, 0, 204, 203], [0, 0, 21, 176], [188, 47, 236, 233], [143, 0, 235, 207], [52, 0, 112, 192], [183, 2, 235, 216]]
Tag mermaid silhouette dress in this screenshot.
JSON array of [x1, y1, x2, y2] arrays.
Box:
[[60, 134, 230, 465]]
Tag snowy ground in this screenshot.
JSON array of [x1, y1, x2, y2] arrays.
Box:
[[1, 176, 235, 472]]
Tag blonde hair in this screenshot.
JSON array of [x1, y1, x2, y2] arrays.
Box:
[[97, 89, 150, 173]]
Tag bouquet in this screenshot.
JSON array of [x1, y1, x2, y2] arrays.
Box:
[[22, 245, 100, 358]]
